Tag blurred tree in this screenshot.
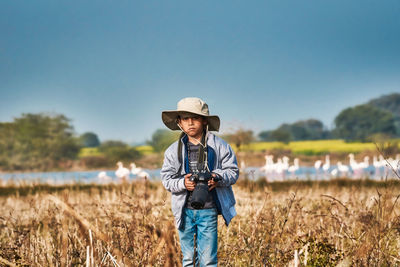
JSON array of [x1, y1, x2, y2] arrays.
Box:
[[259, 119, 328, 142], [224, 128, 254, 150], [80, 132, 100, 147], [258, 130, 273, 141], [0, 122, 16, 169], [0, 113, 80, 170], [333, 104, 396, 141], [368, 93, 400, 136], [99, 140, 141, 164], [270, 128, 291, 144], [147, 129, 180, 152]]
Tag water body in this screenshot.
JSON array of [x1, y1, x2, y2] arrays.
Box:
[[0, 169, 162, 185], [0, 165, 398, 185]]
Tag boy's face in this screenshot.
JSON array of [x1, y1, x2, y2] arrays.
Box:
[[178, 113, 207, 140]]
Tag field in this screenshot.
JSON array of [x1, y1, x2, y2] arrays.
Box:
[[2, 178, 400, 266], [239, 140, 383, 155], [80, 140, 400, 158]]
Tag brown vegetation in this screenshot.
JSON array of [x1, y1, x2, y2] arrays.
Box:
[[1, 179, 400, 266]]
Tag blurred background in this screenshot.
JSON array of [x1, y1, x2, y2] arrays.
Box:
[[1, 0, 399, 181]]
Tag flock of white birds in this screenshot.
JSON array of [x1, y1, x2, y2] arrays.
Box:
[[97, 162, 150, 183], [255, 153, 400, 182], [96, 154, 400, 183]]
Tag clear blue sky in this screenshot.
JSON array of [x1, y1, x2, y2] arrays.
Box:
[[1, 1, 399, 143]]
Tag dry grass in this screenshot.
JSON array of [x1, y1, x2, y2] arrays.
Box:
[[1, 179, 400, 266]]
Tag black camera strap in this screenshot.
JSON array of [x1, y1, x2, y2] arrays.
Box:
[[176, 131, 208, 175], [197, 131, 207, 171]]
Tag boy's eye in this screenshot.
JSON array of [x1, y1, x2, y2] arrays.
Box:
[[182, 116, 200, 121]]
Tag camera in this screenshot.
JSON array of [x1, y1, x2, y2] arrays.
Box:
[[190, 170, 220, 209]]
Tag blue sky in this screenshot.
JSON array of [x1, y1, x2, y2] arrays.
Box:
[[1, 0, 399, 143]]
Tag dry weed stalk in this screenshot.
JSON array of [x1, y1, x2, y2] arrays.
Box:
[[1, 178, 400, 265]]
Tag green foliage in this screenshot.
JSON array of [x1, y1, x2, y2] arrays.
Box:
[[78, 147, 102, 158], [223, 128, 254, 150], [334, 104, 396, 141], [259, 119, 329, 142], [147, 129, 180, 152], [134, 145, 154, 155], [368, 93, 400, 136], [0, 113, 80, 171], [79, 132, 100, 147], [98, 140, 141, 165], [270, 128, 291, 143]]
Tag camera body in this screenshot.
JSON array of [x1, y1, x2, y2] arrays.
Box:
[[190, 170, 220, 209]]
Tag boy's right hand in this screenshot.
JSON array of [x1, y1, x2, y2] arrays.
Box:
[[184, 174, 196, 191]]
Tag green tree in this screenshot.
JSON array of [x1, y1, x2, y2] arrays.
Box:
[[270, 128, 291, 143], [0, 113, 80, 170], [80, 132, 100, 147], [258, 130, 273, 141], [224, 128, 254, 150], [0, 122, 17, 168], [333, 104, 396, 141], [368, 93, 400, 136], [147, 129, 180, 152], [291, 119, 327, 140], [259, 119, 329, 142]]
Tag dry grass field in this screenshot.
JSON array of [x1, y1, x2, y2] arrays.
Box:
[[1, 178, 400, 266]]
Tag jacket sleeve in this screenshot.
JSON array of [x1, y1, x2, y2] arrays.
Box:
[[161, 144, 187, 193], [212, 142, 239, 187]]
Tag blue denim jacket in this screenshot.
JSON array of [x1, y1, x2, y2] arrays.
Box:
[[161, 132, 239, 229]]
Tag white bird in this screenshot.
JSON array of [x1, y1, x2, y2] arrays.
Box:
[[240, 160, 246, 172], [373, 155, 384, 180], [358, 156, 370, 169], [130, 162, 150, 180], [322, 155, 330, 173], [314, 160, 322, 170], [137, 170, 150, 180], [314, 159, 323, 179], [388, 154, 400, 171], [337, 161, 349, 177], [260, 155, 276, 182], [97, 171, 112, 183], [330, 168, 339, 177], [274, 158, 286, 181], [130, 162, 143, 175], [116, 161, 130, 182], [348, 153, 358, 169], [348, 153, 366, 179], [395, 154, 400, 172], [282, 156, 290, 172], [288, 158, 300, 177]]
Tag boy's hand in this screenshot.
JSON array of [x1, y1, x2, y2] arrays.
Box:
[[184, 174, 196, 191], [208, 174, 219, 191]]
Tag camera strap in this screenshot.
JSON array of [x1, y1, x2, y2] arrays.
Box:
[[176, 130, 208, 175], [197, 131, 207, 171]]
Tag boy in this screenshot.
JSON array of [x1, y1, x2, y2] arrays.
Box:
[[161, 97, 239, 266]]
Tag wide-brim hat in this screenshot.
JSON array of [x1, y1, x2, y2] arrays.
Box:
[[162, 97, 220, 131]]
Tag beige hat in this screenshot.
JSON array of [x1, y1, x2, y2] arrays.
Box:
[[162, 97, 220, 131]]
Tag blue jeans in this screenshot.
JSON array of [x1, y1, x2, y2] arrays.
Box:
[[178, 208, 218, 267]]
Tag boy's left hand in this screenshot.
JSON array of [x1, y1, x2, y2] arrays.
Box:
[[208, 174, 218, 191]]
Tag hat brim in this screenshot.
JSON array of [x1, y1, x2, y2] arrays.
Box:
[[162, 110, 220, 131]]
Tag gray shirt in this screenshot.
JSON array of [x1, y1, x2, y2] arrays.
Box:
[[186, 142, 215, 209]]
